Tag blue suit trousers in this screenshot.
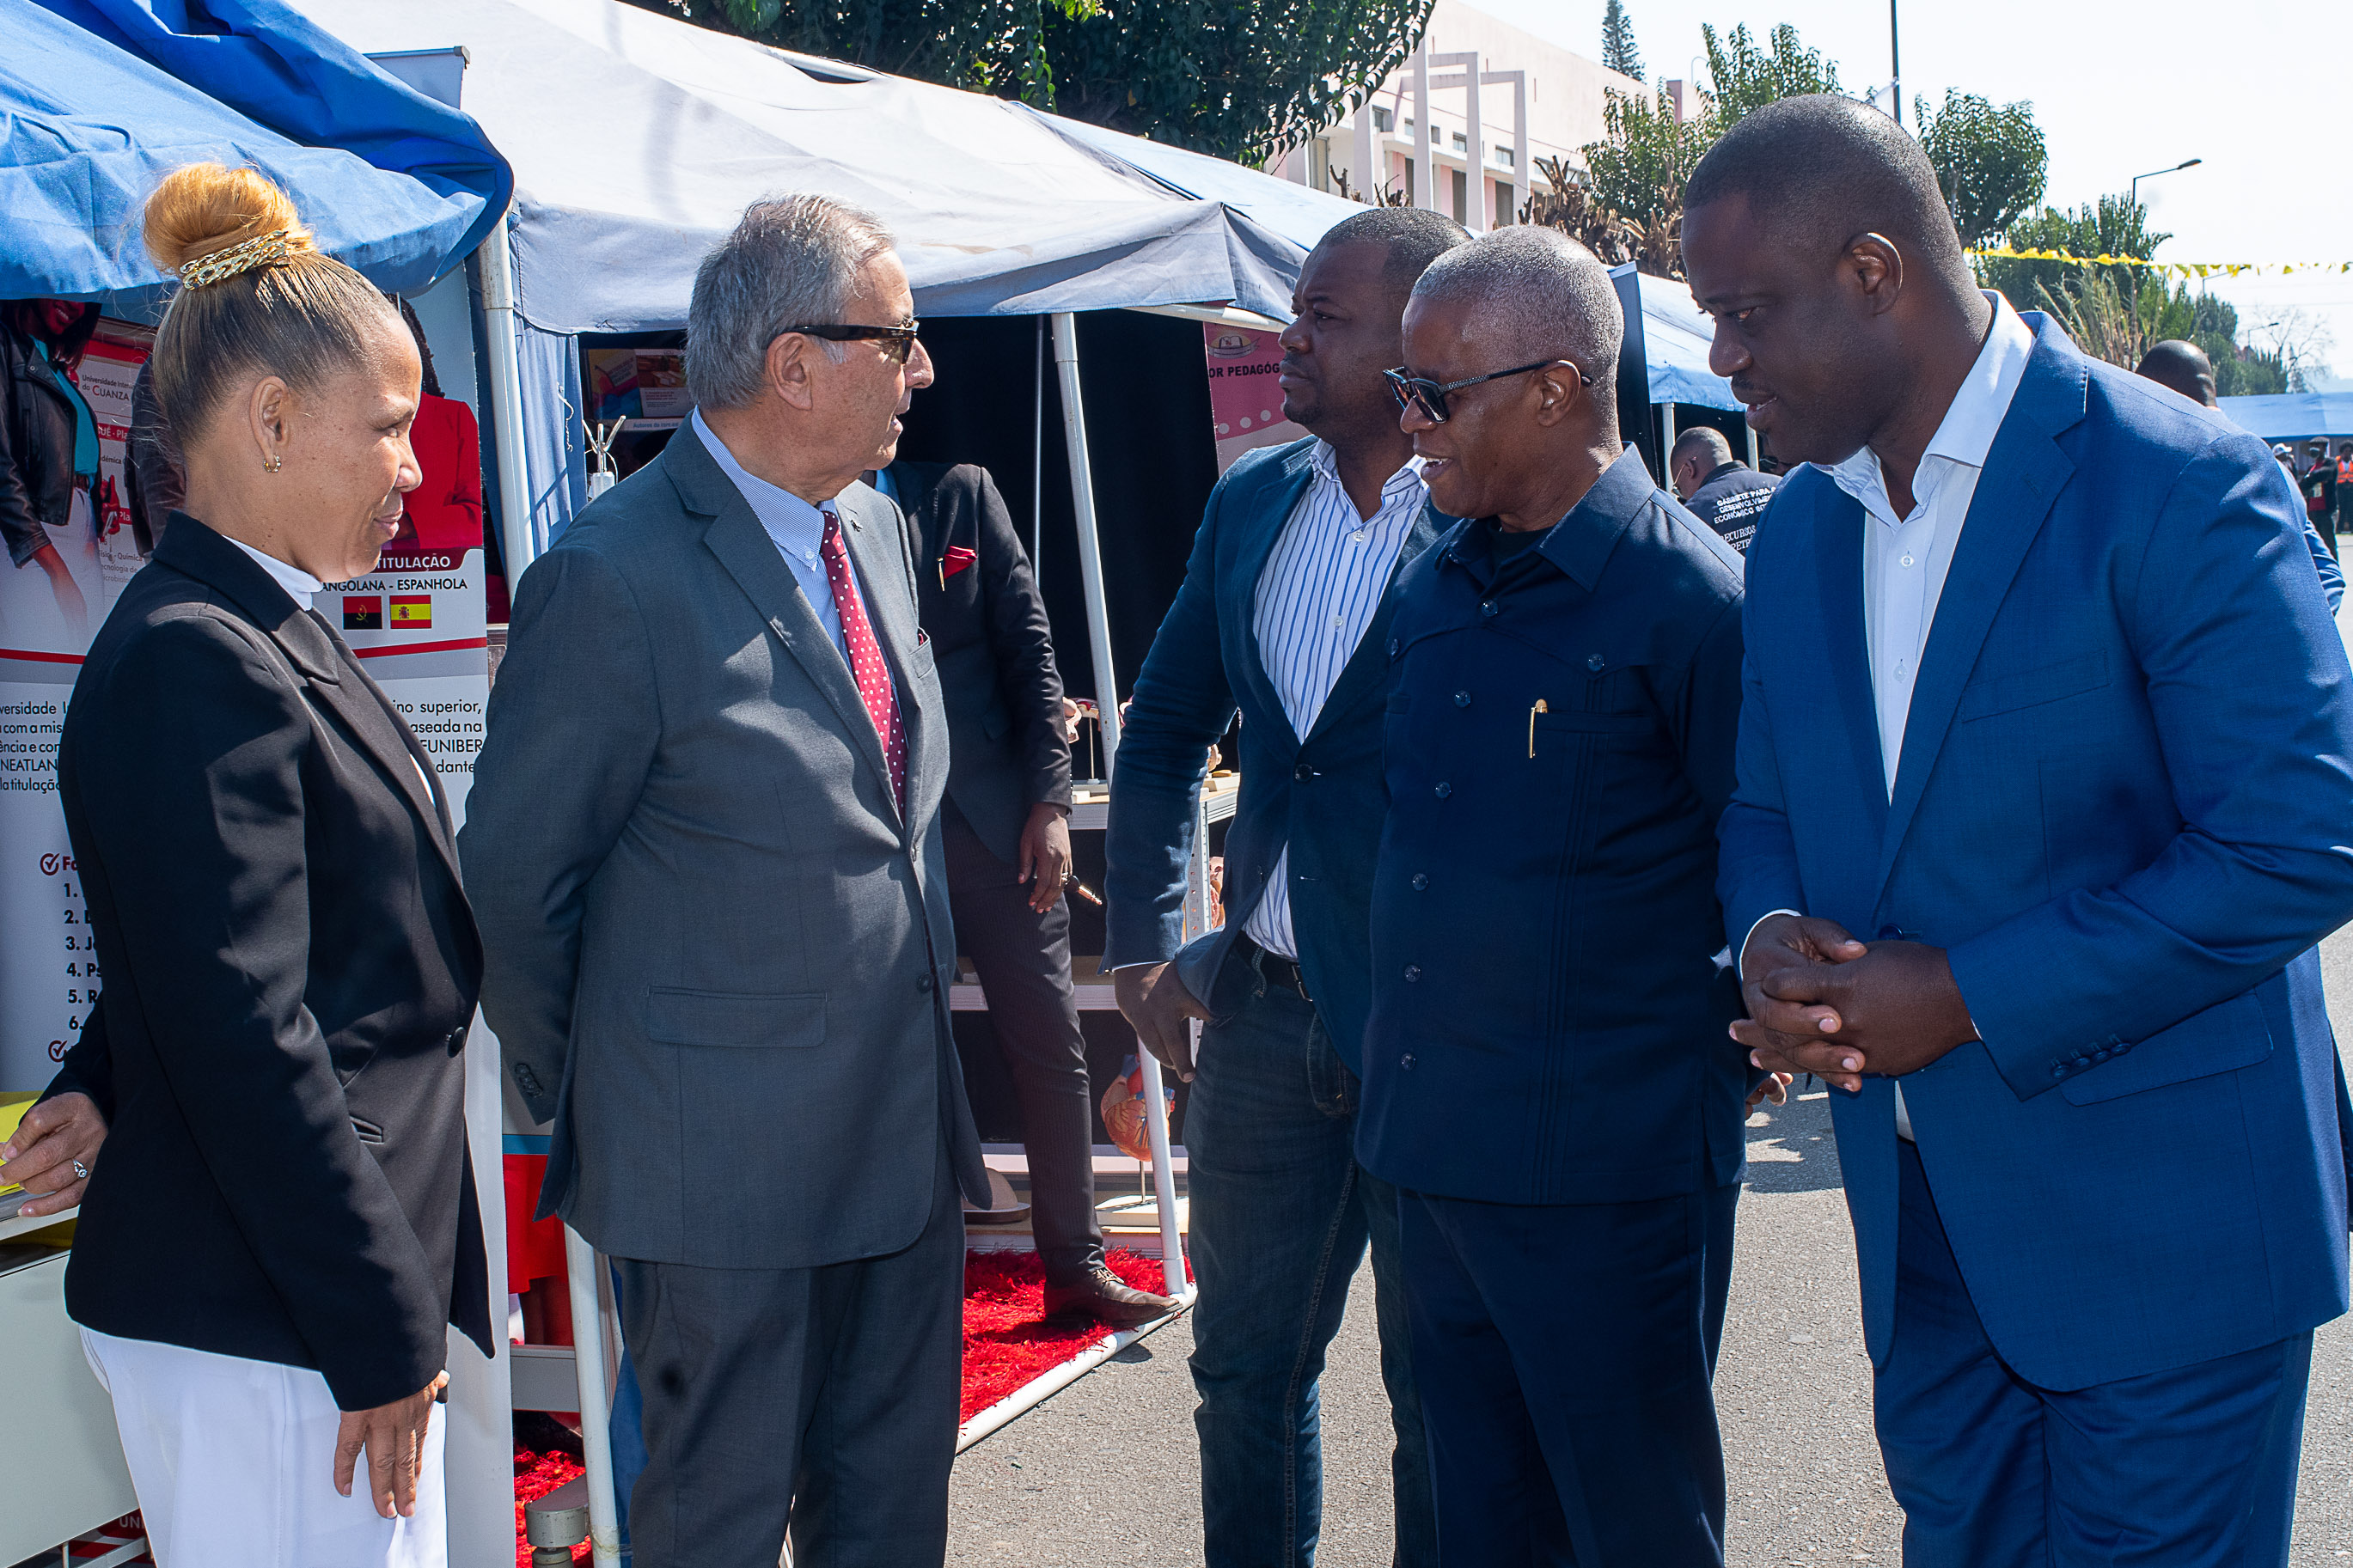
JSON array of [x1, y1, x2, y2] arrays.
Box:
[[1401, 1181, 1739, 1567], [1880, 1140, 2311, 1567]]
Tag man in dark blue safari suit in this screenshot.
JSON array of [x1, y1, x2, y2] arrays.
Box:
[[1356, 224, 1758, 1567], [1688, 95, 2353, 1566]]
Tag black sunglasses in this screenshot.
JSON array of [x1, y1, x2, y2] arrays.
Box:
[[779, 320, 923, 364], [1384, 358, 1593, 423]]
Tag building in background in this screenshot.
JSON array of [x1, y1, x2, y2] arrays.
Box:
[[1269, 0, 1660, 232]]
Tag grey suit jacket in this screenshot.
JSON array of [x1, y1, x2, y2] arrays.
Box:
[[462, 424, 989, 1271]]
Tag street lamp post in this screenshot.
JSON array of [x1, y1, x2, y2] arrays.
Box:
[[2130, 157, 2203, 208], [1889, 0, 1901, 129]]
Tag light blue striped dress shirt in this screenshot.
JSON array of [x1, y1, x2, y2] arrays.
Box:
[[691, 408, 870, 662], [1245, 442, 1428, 959]]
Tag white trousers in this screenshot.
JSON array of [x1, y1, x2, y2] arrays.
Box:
[[79, 1327, 446, 1568]]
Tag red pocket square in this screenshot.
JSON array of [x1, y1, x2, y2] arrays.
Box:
[[941, 546, 979, 579]]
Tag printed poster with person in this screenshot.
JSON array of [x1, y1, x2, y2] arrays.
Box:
[[0, 311, 490, 1094], [0, 316, 158, 1095]]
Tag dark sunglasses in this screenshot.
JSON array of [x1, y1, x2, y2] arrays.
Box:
[[779, 320, 923, 364], [1384, 358, 1593, 423]]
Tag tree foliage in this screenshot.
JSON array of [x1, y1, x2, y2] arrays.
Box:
[[1700, 22, 1839, 127], [1520, 154, 1678, 276], [1561, 21, 1838, 278], [1913, 88, 2046, 251], [638, 0, 1438, 163], [1578, 89, 1710, 264], [1601, 0, 1644, 81], [1981, 195, 2167, 318], [1982, 198, 2289, 388]]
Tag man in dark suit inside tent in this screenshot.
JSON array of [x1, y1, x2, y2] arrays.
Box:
[[872, 455, 1176, 1325]]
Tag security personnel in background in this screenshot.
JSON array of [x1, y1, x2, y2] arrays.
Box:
[[1354, 225, 1757, 1566], [1667, 425, 1777, 554], [2336, 441, 2353, 544], [2303, 441, 2338, 558]]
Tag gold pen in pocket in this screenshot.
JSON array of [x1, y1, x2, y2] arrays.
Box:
[[1528, 698, 1548, 758]]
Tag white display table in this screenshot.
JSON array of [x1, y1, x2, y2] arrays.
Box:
[[0, 1199, 140, 1564]]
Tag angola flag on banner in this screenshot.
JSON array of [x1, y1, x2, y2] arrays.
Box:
[[390, 595, 432, 629], [342, 595, 382, 631]]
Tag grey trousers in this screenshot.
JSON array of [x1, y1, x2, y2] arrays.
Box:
[[613, 1147, 965, 1568]]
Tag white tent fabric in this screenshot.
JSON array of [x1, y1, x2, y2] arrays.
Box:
[[287, 0, 1305, 329], [1030, 107, 1366, 257]]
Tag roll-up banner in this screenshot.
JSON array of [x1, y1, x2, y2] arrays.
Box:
[[0, 322, 490, 1094], [1203, 322, 1306, 473]]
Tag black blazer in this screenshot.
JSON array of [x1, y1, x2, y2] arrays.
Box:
[[43, 516, 491, 1410], [890, 461, 1071, 863]]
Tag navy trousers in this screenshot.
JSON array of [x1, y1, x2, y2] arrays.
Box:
[[1401, 1181, 1739, 1568], [1879, 1139, 2312, 1567]]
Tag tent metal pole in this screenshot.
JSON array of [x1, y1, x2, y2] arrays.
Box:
[[1051, 313, 1121, 764], [1033, 318, 1046, 575], [1661, 403, 1677, 474], [561, 1226, 624, 1565], [479, 205, 538, 581], [1747, 423, 1761, 471], [1053, 310, 1182, 1294]]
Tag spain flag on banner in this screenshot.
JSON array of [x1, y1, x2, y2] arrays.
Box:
[[342, 595, 382, 631], [390, 595, 432, 629]]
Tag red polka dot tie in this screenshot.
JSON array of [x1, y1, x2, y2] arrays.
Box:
[[818, 512, 906, 812]]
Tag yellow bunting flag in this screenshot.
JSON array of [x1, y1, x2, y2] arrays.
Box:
[[1968, 248, 2353, 279]]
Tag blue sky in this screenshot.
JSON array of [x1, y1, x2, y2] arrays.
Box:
[[1473, 0, 2353, 381]]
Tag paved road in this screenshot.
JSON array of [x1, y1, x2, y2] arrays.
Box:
[[950, 937, 2353, 1565]]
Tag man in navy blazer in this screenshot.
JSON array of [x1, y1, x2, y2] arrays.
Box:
[[1106, 205, 1464, 1567], [1688, 96, 2353, 1565]]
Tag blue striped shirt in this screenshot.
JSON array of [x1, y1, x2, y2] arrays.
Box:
[[1245, 442, 1427, 959]]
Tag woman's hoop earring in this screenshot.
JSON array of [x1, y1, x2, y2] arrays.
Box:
[[263, 455, 283, 473]]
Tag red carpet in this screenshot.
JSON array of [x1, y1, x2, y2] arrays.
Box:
[[516, 1443, 590, 1566], [513, 1246, 1186, 1562], [959, 1245, 1184, 1420]]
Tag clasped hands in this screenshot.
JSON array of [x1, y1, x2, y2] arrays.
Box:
[[1733, 913, 1980, 1094]]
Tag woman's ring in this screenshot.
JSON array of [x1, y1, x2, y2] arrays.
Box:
[[70, 1160, 89, 1181]]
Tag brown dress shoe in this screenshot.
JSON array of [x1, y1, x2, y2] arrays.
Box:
[[1042, 1263, 1180, 1328]]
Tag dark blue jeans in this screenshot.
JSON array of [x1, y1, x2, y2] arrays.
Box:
[[1185, 948, 1436, 1567]]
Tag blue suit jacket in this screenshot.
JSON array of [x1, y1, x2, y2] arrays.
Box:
[[1105, 438, 1445, 1072], [1719, 317, 2353, 1392]]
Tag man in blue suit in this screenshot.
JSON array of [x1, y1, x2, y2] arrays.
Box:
[[1687, 95, 2353, 1565], [1105, 204, 1465, 1567]]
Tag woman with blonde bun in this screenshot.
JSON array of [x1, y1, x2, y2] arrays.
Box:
[[18, 163, 491, 1565]]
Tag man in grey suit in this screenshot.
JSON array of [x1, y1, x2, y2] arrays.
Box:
[[463, 195, 990, 1568]]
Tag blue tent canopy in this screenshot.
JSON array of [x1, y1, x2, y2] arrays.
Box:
[[1631, 272, 1739, 411], [2217, 392, 2353, 442], [3, 0, 508, 308]]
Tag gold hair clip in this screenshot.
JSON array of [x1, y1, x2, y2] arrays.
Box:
[[178, 229, 291, 289]]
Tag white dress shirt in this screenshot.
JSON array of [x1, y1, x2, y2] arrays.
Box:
[[1739, 297, 2033, 935], [223, 534, 324, 610], [691, 408, 873, 663], [1827, 292, 2038, 795], [223, 535, 439, 804], [1812, 290, 2036, 1138], [1244, 442, 1427, 959]]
